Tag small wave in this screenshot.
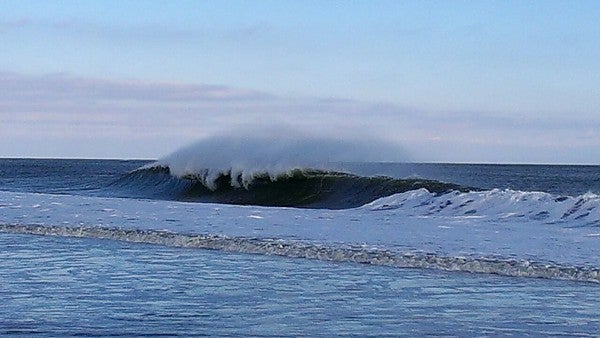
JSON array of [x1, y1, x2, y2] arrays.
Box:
[[366, 188, 600, 226], [109, 166, 469, 209], [1, 224, 597, 283]]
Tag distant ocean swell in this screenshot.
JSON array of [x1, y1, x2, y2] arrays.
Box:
[[108, 165, 470, 209], [1, 224, 598, 283]]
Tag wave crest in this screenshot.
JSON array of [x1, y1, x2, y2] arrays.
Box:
[[111, 166, 468, 209]]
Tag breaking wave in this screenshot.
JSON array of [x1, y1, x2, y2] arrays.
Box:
[[1, 224, 597, 283], [101, 132, 453, 208], [109, 166, 469, 209], [366, 188, 600, 226]]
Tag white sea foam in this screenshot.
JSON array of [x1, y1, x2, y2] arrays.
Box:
[[1, 224, 598, 283], [366, 188, 600, 225], [0, 189, 598, 282]]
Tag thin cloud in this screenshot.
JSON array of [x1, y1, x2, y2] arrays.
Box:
[[226, 22, 272, 40], [0, 72, 271, 102], [0, 71, 598, 163], [0, 16, 270, 43], [0, 17, 32, 30], [0, 16, 205, 41]]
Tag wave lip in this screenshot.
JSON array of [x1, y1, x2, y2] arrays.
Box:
[[1, 224, 598, 283], [109, 165, 471, 209]]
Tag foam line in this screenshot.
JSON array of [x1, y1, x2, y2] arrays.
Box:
[[1, 224, 598, 283]]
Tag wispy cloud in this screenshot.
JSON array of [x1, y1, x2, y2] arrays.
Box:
[[0, 71, 598, 163], [0, 72, 270, 102], [225, 22, 272, 40], [0, 17, 32, 28], [0, 72, 401, 157], [0, 16, 270, 43]]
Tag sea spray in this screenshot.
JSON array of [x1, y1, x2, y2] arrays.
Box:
[[151, 130, 408, 189]]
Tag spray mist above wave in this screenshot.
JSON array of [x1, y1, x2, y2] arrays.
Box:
[[109, 131, 470, 209], [149, 130, 409, 189]]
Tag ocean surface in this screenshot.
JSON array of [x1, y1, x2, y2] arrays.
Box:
[[1, 158, 599, 336]]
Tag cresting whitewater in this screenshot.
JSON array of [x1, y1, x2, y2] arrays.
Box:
[[0, 135, 599, 284]]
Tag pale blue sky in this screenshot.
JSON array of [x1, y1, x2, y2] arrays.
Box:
[[1, 1, 599, 163]]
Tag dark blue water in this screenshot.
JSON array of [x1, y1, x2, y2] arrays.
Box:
[[0, 158, 148, 194], [339, 162, 600, 196], [1, 158, 599, 198]]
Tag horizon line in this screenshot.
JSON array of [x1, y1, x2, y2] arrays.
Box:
[[0, 156, 598, 166]]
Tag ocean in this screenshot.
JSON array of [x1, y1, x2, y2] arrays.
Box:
[[1, 158, 599, 336]]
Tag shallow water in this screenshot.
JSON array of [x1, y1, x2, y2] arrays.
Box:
[[1, 234, 598, 336]]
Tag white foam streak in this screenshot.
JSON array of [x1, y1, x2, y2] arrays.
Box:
[[1, 224, 598, 283], [367, 189, 600, 225], [1, 189, 598, 283]]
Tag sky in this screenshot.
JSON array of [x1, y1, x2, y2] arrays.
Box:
[[1, 0, 599, 163]]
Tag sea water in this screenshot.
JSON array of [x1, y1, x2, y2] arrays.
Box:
[[0, 159, 599, 336], [1, 233, 598, 336]]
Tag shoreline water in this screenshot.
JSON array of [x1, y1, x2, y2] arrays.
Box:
[[1, 232, 598, 336]]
